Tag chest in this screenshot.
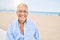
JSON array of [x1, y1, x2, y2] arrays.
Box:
[[13, 24, 35, 40]]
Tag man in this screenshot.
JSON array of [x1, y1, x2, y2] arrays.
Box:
[[7, 3, 40, 40]]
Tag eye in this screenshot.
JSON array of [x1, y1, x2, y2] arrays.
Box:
[[19, 10, 22, 13], [23, 10, 28, 13], [17, 10, 28, 13]]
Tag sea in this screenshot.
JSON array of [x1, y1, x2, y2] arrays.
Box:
[[0, 10, 60, 16]]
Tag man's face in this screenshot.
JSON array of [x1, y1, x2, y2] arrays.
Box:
[[17, 5, 28, 23]]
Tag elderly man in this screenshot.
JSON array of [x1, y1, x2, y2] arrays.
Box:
[[7, 3, 40, 40]]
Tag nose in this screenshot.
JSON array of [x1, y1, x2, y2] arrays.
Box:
[[21, 12, 24, 15]]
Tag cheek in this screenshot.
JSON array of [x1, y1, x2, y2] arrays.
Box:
[[17, 13, 21, 17], [25, 13, 28, 17], [17, 13, 19, 16]]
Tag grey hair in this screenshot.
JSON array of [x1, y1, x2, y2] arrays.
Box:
[[17, 3, 28, 8]]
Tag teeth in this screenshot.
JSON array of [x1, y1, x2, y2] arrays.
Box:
[[20, 16, 24, 17]]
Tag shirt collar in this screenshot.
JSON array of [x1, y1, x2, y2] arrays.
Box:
[[17, 19, 27, 25]]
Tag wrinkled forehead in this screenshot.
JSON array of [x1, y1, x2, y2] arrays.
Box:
[[17, 3, 28, 10]]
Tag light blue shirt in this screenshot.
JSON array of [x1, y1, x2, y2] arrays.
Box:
[[7, 19, 40, 40]]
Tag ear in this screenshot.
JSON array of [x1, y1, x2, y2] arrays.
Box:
[[16, 11, 18, 16], [27, 12, 28, 15]]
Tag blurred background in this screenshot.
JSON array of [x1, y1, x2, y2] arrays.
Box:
[[0, 0, 60, 40]]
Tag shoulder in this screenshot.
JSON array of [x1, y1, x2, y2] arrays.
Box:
[[9, 19, 18, 26], [27, 18, 37, 29], [27, 18, 35, 24], [8, 19, 18, 29]]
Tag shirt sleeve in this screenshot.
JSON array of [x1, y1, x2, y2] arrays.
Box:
[[6, 24, 14, 40], [33, 24, 40, 40]]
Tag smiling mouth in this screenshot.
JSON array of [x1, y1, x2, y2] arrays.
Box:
[[20, 15, 25, 18]]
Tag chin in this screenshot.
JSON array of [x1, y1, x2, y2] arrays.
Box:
[[21, 19, 25, 21], [19, 18, 26, 22]]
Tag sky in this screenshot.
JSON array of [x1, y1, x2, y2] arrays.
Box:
[[0, 0, 60, 12]]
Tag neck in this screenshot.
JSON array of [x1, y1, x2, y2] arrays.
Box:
[[18, 20, 24, 35], [20, 23, 24, 35], [18, 19, 27, 24]]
